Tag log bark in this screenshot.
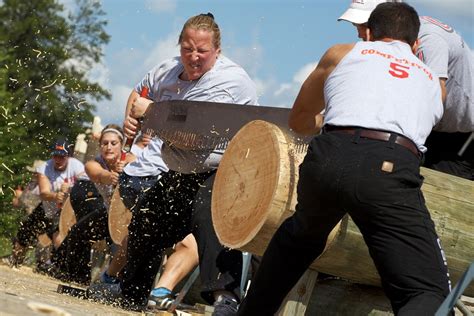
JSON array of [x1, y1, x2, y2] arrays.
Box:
[[212, 120, 474, 296]]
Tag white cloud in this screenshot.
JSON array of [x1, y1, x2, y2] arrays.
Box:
[[225, 43, 264, 79], [256, 61, 318, 108], [411, 0, 473, 17], [145, 0, 176, 13], [94, 84, 131, 126], [143, 34, 180, 71], [293, 62, 318, 84], [88, 61, 110, 87]]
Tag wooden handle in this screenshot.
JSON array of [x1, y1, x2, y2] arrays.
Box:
[[122, 87, 150, 157]]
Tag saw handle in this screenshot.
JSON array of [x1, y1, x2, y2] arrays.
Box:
[[57, 178, 69, 209], [122, 87, 149, 157]]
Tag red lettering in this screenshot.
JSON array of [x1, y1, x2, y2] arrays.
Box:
[[389, 62, 410, 79]]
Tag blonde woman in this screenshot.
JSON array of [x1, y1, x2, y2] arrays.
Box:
[[51, 124, 131, 284]]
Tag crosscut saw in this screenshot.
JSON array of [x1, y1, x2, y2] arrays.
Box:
[[140, 100, 311, 154]]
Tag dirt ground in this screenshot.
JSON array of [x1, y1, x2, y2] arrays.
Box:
[[2, 263, 473, 316], [0, 265, 142, 316]]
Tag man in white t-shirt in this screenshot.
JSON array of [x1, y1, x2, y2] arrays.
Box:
[[338, 0, 474, 180], [239, 3, 450, 315], [2, 139, 85, 268]]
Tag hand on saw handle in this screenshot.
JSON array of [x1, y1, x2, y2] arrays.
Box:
[[123, 87, 150, 153], [57, 178, 70, 208]]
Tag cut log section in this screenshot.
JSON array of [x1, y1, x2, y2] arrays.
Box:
[[37, 234, 52, 247], [57, 197, 76, 245], [212, 120, 474, 296], [108, 187, 132, 245]]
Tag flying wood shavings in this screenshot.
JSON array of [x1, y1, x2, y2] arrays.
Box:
[[2, 163, 14, 174], [42, 79, 57, 89], [9, 78, 18, 82], [32, 49, 42, 58], [75, 100, 86, 110]]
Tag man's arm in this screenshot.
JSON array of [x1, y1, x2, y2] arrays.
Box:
[[439, 78, 447, 103], [38, 173, 60, 202], [289, 44, 354, 135], [125, 90, 140, 119]]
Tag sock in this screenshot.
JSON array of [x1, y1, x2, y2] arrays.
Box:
[[101, 271, 120, 284], [150, 287, 172, 297]]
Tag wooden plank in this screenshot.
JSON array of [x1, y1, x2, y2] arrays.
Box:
[[277, 270, 319, 316]]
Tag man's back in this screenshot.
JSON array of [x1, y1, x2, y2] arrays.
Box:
[[324, 40, 443, 149]]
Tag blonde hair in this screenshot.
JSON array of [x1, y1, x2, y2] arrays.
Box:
[[179, 13, 221, 49]]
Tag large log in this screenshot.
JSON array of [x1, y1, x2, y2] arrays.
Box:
[[57, 197, 76, 246], [108, 187, 132, 245], [212, 120, 474, 296]]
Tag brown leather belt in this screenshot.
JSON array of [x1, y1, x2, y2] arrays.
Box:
[[323, 125, 421, 158]]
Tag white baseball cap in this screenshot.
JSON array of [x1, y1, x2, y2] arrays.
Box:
[[338, 0, 402, 24]]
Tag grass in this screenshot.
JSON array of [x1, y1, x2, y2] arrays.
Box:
[[0, 236, 12, 257]]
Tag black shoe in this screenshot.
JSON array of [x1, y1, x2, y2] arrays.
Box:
[[212, 295, 239, 316]]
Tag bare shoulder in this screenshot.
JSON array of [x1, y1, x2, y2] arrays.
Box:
[[322, 43, 355, 66]]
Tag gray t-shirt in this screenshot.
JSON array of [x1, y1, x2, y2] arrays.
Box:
[[416, 16, 474, 133], [129, 55, 258, 174], [36, 157, 85, 219]]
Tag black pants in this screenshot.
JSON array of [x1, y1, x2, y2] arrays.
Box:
[[121, 170, 215, 304], [17, 203, 55, 247], [121, 171, 254, 305], [238, 132, 451, 315], [424, 131, 473, 180], [52, 180, 109, 283], [192, 174, 253, 304]]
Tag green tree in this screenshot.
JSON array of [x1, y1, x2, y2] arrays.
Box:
[[0, 0, 110, 246]]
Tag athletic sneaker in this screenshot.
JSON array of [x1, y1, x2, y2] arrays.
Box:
[[147, 292, 176, 310], [212, 295, 239, 316], [87, 282, 123, 304], [1, 255, 16, 268], [1, 252, 25, 268], [148, 287, 197, 311]]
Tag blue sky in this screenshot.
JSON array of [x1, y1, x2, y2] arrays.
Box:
[[83, 0, 473, 126]]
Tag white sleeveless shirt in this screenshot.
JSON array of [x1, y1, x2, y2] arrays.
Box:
[[324, 41, 443, 151]]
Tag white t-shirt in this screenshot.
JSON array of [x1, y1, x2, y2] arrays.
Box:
[[324, 41, 443, 151], [126, 55, 258, 175], [36, 157, 85, 218]]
